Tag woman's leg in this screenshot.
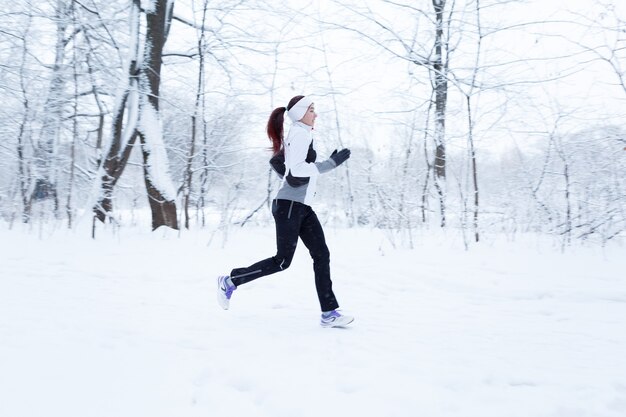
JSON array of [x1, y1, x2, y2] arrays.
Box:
[[230, 200, 301, 287], [298, 208, 339, 312]]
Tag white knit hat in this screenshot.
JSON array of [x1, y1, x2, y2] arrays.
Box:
[[286, 96, 314, 123]]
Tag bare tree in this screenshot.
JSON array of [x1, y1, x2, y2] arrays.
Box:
[[31, 0, 73, 215], [180, 0, 209, 230], [322, 0, 458, 227], [15, 15, 34, 223], [454, 0, 484, 243], [568, 2, 626, 96], [430, 0, 451, 228], [94, 0, 178, 232], [66, 4, 79, 228]]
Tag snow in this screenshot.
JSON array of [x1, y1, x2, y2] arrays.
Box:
[[1, 223, 625, 417], [120, 82, 139, 159], [138, 99, 177, 201], [142, 0, 157, 14]]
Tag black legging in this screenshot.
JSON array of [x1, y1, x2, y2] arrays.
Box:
[[230, 199, 339, 312]]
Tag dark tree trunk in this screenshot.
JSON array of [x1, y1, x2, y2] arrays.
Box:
[[138, 0, 178, 230], [432, 0, 448, 180], [93, 76, 137, 223], [432, 0, 448, 227], [93, 0, 178, 231]]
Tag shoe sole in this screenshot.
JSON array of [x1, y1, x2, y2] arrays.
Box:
[[321, 316, 354, 328]]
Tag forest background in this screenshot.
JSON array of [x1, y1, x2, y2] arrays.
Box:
[[0, 0, 624, 249]]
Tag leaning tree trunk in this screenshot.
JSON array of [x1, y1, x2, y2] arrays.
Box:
[[93, 0, 178, 231], [93, 0, 142, 225]]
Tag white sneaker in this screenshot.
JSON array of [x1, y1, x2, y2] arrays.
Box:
[[320, 310, 354, 328], [217, 275, 236, 310]]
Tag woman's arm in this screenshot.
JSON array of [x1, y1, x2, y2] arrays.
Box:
[[269, 152, 285, 178]]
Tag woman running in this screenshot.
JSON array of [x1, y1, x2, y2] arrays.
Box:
[[217, 95, 353, 328]]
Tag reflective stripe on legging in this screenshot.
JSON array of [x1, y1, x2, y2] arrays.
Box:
[[231, 269, 262, 279], [287, 200, 294, 219]]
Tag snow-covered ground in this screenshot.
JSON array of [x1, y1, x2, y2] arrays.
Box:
[[1, 223, 625, 417]]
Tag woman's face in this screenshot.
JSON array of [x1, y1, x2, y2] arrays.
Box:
[[300, 104, 317, 127]]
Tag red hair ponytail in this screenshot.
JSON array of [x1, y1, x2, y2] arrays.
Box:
[[266, 95, 305, 154], [267, 107, 286, 154]]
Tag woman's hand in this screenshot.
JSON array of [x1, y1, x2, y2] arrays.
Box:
[[330, 148, 351, 166]]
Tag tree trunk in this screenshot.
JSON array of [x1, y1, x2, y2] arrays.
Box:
[[32, 0, 70, 214], [17, 17, 33, 223], [420, 95, 435, 224], [83, 33, 106, 165], [432, 0, 448, 227], [67, 18, 79, 229], [184, 0, 208, 230], [93, 0, 178, 231], [467, 96, 479, 242], [138, 0, 177, 230], [466, 0, 482, 243], [94, 66, 139, 223], [564, 162, 571, 246]]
